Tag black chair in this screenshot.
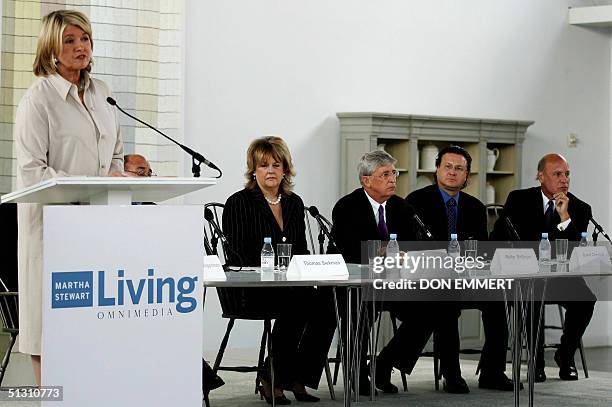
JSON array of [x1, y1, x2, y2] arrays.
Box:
[[203, 203, 279, 407], [0, 202, 19, 387], [544, 304, 589, 377], [0, 278, 18, 387]]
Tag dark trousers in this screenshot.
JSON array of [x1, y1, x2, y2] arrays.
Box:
[[378, 302, 460, 376], [435, 301, 509, 378], [264, 287, 337, 389], [525, 277, 596, 369], [531, 300, 595, 368]]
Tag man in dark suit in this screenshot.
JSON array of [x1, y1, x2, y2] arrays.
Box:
[[491, 153, 596, 382], [405, 145, 515, 392], [331, 150, 419, 395]]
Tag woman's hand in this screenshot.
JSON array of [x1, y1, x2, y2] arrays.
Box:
[[109, 171, 127, 177]]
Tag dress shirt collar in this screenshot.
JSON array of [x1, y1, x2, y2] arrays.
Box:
[[48, 71, 94, 101], [541, 190, 553, 214], [363, 189, 387, 223], [438, 187, 460, 205]]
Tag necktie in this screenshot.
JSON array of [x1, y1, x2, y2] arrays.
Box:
[[544, 200, 555, 231], [378, 205, 388, 239], [447, 198, 457, 238]]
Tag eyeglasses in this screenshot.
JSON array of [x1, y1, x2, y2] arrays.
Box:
[[125, 169, 155, 177], [371, 170, 400, 180], [440, 163, 467, 173]]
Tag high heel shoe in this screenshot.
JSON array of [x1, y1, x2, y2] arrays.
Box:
[[258, 385, 292, 405], [291, 391, 320, 402]]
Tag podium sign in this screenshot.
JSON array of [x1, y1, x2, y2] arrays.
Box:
[[42, 205, 203, 407]]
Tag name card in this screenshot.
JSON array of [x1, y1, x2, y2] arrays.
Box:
[[569, 246, 612, 273], [287, 254, 348, 280], [203, 255, 226, 281], [491, 249, 539, 276]]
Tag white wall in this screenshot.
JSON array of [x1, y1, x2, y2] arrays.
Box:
[[184, 0, 611, 350]]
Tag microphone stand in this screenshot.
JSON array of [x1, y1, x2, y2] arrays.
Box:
[[590, 217, 612, 245], [107, 97, 222, 178], [210, 232, 219, 256], [318, 228, 326, 255]]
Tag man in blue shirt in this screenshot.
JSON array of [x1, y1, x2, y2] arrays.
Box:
[[401, 146, 515, 392]]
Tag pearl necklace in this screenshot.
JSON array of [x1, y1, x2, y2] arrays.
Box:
[[264, 194, 282, 205]]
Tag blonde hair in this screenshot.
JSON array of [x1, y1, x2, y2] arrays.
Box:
[[33, 10, 93, 77], [245, 136, 296, 195]]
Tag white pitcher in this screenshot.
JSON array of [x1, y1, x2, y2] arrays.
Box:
[[486, 183, 496, 204], [487, 148, 499, 172], [420, 144, 439, 171]]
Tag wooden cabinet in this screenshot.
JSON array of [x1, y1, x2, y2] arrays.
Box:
[[338, 112, 533, 205]]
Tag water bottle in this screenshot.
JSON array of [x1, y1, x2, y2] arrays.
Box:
[[261, 237, 275, 272], [386, 233, 400, 259], [539, 232, 551, 265], [579, 232, 588, 247], [448, 233, 460, 258]]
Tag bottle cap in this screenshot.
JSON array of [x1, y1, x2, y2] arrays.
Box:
[[264, 237, 272, 243], [450, 233, 458, 239], [389, 233, 397, 240], [542, 232, 548, 238]]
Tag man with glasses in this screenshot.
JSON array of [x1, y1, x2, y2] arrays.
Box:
[[403, 145, 514, 392], [331, 150, 419, 395], [122, 153, 225, 392], [124, 154, 154, 177]]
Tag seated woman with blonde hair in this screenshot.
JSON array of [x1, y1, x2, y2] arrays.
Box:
[[222, 136, 336, 404]]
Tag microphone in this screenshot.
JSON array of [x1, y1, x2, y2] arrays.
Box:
[[307, 206, 333, 229], [307, 206, 337, 249], [504, 215, 521, 241], [204, 208, 228, 244], [590, 216, 612, 243], [405, 202, 433, 240], [106, 97, 221, 178]]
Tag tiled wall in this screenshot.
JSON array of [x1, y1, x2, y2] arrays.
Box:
[[0, 0, 184, 194]]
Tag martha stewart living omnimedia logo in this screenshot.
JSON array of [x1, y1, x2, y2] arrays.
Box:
[[51, 269, 198, 319]]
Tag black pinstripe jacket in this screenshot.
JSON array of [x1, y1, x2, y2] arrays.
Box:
[[222, 186, 308, 267]]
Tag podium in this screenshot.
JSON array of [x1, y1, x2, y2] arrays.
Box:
[[2, 177, 216, 407]]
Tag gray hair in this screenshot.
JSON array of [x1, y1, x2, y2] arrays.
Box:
[[358, 150, 397, 178]]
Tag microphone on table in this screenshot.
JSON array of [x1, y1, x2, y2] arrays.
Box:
[[504, 215, 522, 241], [405, 202, 433, 240], [590, 216, 612, 244], [204, 208, 228, 245], [307, 206, 337, 251], [106, 97, 221, 178]]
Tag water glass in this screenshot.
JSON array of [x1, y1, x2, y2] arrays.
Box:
[[367, 240, 382, 264], [276, 243, 292, 271], [464, 239, 478, 260], [555, 239, 568, 263]]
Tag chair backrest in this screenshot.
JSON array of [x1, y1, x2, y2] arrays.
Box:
[[0, 277, 18, 334], [304, 208, 318, 254], [203, 202, 226, 262], [486, 203, 505, 235], [0, 203, 19, 334], [0, 203, 18, 292]]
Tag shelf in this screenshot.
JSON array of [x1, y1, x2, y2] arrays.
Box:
[[338, 112, 533, 201], [569, 5, 612, 27]]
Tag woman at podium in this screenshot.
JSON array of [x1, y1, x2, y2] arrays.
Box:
[[14, 10, 124, 384], [222, 136, 336, 404]]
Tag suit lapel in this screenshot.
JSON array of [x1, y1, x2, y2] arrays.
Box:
[[281, 193, 298, 231], [428, 185, 449, 237], [358, 189, 382, 238], [250, 187, 281, 232]]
